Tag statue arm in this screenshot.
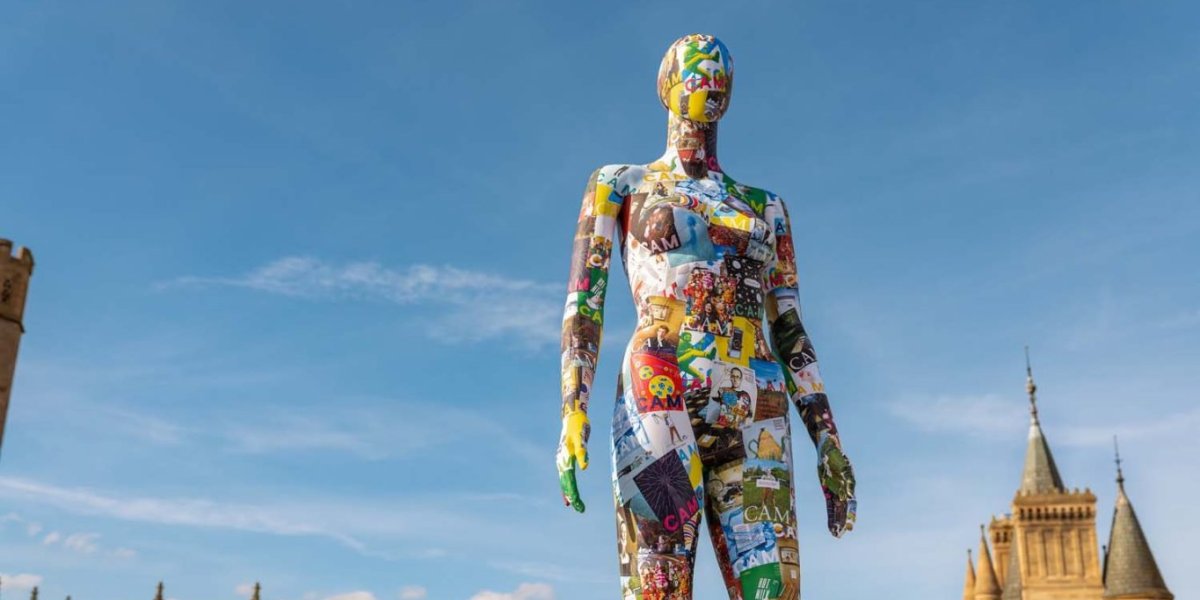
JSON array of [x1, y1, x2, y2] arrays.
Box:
[[556, 165, 627, 513], [763, 195, 858, 537]]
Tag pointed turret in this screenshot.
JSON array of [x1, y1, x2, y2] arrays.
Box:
[[975, 525, 1002, 600], [30, 586, 38, 600], [1001, 534, 1023, 600], [1018, 349, 1065, 495], [252, 583, 261, 600], [1103, 440, 1173, 599], [154, 582, 164, 600], [963, 548, 977, 600]]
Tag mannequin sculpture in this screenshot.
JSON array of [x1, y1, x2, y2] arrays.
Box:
[[556, 35, 857, 600]]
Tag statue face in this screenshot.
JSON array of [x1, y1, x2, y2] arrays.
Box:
[[657, 33, 734, 123]]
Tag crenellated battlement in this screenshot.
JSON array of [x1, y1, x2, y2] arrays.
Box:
[[0, 238, 35, 268], [0, 239, 35, 328]]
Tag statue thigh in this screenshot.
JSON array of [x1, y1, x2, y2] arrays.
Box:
[[701, 414, 802, 600], [612, 351, 704, 600]]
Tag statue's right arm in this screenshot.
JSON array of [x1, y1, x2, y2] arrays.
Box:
[[556, 165, 628, 513]]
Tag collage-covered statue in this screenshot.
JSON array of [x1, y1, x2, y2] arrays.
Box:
[[556, 34, 858, 600]]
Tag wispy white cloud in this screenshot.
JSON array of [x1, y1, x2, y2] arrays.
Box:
[[397, 586, 427, 600], [323, 592, 377, 600], [4, 508, 134, 560], [886, 394, 1027, 440], [0, 476, 366, 552], [223, 400, 542, 464], [0, 573, 43, 591], [221, 408, 440, 461], [63, 531, 101, 554], [162, 258, 562, 347], [3, 513, 46, 539], [101, 406, 189, 446], [468, 583, 555, 600], [23, 378, 541, 464], [889, 392, 1200, 451], [1056, 408, 1200, 447], [0, 476, 553, 563]]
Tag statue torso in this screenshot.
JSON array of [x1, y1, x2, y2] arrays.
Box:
[[607, 164, 791, 431]]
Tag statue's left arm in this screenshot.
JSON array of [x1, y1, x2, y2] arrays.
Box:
[[763, 195, 858, 538]]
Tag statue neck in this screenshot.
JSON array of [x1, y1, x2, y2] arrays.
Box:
[[658, 113, 723, 179]]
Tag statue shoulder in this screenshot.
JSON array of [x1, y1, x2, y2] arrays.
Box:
[[728, 178, 786, 218], [590, 164, 645, 198]]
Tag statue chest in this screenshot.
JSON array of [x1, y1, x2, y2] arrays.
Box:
[[622, 178, 774, 265]]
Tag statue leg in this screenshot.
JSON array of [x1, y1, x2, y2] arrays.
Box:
[[612, 350, 703, 599], [703, 415, 801, 600]]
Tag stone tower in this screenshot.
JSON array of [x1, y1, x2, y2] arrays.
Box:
[[962, 353, 1174, 599], [1102, 442, 1173, 600], [0, 239, 34, 458], [1004, 355, 1104, 600]]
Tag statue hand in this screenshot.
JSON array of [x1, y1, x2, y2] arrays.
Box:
[[556, 409, 590, 513], [816, 435, 857, 538]]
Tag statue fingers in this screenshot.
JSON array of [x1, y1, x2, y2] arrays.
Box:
[[558, 456, 586, 513]]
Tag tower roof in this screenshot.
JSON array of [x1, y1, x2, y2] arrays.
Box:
[[975, 525, 1002, 598], [1103, 440, 1172, 599], [964, 549, 977, 600], [1018, 349, 1065, 495], [1001, 534, 1023, 600]]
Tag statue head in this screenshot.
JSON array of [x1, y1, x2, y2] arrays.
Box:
[[657, 34, 734, 123]]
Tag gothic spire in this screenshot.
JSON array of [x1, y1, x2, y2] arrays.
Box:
[[1001, 533, 1024, 600], [252, 583, 261, 600], [963, 548, 977, 600], [1103, 441, 1173, 599], [154, 582, 164, 600], [975, 525, 1002, 600], [1018, 348, 1065, 495]]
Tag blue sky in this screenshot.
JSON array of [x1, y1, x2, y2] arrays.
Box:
[[2, 1, 1198, 599]]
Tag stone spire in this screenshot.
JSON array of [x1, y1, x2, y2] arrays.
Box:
[[252, 583, 261, 600], [1018, 348, 1065, 495], [963, 548, 977, 600], [975, 525, 1002, 600], [30, 586, 38, 600], [154, 582, 164, 600], [1001, 533, 1023, 600], [1103, 439, 1173, 599]]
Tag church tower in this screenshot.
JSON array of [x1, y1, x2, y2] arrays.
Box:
[[960, 351, 1172, 600], [1005, 353, 1103, 600], [1102, 441, 1173, 600]]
